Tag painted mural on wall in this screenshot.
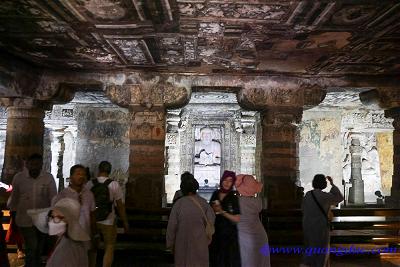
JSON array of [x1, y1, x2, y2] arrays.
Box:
[[376, 132, 393, 196], [300, 108, 393, 204], [299, 112, 342, 193], [75, 106, 129, 186]]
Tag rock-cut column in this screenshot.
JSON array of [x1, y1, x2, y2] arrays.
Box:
[[347, 136, 365, 204], [261, 107, 303, 208], [50, 127, 66, 192], [238, 84, 325, 209], [106, 78, 190, 209], [360, 88, 400, 207], [385, 108, 400, 207], [128, 106, 166, 209], [1, 106, 45, 184]]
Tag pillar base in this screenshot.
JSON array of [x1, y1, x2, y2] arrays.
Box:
[[125, 177, 163, 210], [266, 181, 302, 209], [385, 190, 400, 208]]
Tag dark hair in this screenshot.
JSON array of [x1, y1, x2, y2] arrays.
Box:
[[69, 164, 86, 176], [180, 178, 199, 196], [312, 174, 327, 190], [28, 153, 43, 161], [181, 171, 194, 182], [98, 161, 112, 175], [85, 167, 91, 180]]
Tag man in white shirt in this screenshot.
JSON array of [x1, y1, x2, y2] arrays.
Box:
[[9, 153, 57, 267], [86, 161, 129, 267], [52, 164, 97, 266]]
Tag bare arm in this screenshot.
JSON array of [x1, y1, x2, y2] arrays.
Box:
[[326, 176, 344, 205], [115, 199, 129, 233], [221, 212, 240, 223], [212, 203, 240, 223], [90, 210, 97, 236]]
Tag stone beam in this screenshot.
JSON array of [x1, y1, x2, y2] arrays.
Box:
[[38, 69, 400, 93]]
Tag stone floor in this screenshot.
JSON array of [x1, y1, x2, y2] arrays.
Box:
[[8, 252, 400, 267]]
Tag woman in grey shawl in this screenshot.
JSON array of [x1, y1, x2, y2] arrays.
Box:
[[302, 174, 344, 267], [235, 174, 270, 267], [167, 177, 215, 267]]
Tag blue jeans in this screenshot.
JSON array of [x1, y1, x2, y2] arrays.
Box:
[[20, 226, 47, 267]]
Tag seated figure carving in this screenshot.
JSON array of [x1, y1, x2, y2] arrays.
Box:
[[194, 127, 221, 166]]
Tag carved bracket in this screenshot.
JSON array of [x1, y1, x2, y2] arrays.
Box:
[[360, 88, 400, 110], [238, 85, 325, 110], [0, 97, 52, 110], [262, 107, 303, 125], [384, 107, 400, 130], [105, 75, 190, 110]]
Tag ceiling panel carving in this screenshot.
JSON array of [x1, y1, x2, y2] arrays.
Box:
[[0, 0, 398, 75]]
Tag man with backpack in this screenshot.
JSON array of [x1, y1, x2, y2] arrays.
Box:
[[87, 161, 129, 267]]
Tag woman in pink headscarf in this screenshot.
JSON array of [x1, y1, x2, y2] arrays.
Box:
[[209, 170, 241, 267], [235, 174, 270, 267]]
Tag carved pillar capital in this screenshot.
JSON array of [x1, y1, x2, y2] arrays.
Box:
[[105, 77, 190, 110], [0, 97, 50, 110], [303, 85, 327, 110], [384, 107, 400, 129], [360, 87, 400, 110], [262, 107, 303, 126], [1, 105, 45, 183], [238, 85, 325, 110]]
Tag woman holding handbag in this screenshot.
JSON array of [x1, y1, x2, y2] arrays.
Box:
[[301, 174, 344, 267], [167, 176, 215, 267]]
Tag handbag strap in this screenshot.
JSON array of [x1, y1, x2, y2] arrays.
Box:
[[311, 191, 329, 224], [189, 196, 208, 224]]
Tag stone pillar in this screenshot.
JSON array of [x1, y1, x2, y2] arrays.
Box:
[[127, 106, 166, 209], [1, 106, 45, 183], [261, 107, 303, 208], [360, 88, 400, 207], [106, 77, 189, 209], [384, 108, 400, 207], [238, 85, 325, 209], [348, 136, 365, 204], [50, 128, 66, 192]]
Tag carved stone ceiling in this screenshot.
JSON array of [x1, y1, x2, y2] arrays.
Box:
[[0, 1, 399, 75]]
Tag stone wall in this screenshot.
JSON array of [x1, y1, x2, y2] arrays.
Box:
[[300, 108, 393, 203], [75, 105, 129, 194], [376, 132, 393, 196], [299, 110, 343, 192], [0, 107, 6, 178]]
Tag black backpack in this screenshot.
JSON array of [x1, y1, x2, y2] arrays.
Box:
[[91, 178, 113, 221]]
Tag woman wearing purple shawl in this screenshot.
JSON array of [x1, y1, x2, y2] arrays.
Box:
[[209, 170, 241, 267]]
